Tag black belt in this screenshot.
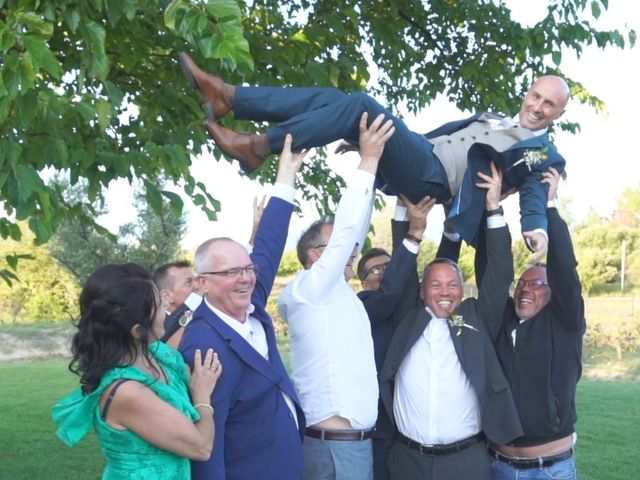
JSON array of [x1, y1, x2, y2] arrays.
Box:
[[398, 432, 485, 456], [490, 447, 574, 469], [305, 427, 375, 441]]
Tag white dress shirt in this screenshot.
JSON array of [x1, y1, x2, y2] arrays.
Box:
[[393, 307, 481, 444], [279, 169, 379, 429], [204, 299, 298, 427]]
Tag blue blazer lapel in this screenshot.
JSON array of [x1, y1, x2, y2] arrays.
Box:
[[202, 308, 290, 389]]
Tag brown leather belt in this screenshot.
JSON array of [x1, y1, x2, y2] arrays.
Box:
[[398, 432, 485, 456], [490, 447, 574, 469], [305, 427, 375, 441]]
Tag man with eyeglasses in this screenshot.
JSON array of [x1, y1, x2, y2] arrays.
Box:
[[179, 134, 308, 480], [480, 167, 585, 480], [279, 112, 395, 480]]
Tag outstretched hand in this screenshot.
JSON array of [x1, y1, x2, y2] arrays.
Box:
[[400, 194, 436, 239], [523, 231, 548, 264], [249, 194, 266, 246], [276, 134, 309, 186], [475, 161, 503, 210], [358, 112, 395, 173]]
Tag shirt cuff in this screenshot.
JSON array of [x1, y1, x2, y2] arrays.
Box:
[[524, 228, 549, 250], [487, 215, 506, 229], [272, 183, 296, 203], [394, 205, 409, 221], [443, 230, 461, 243], [547, 200, 557, 209], [402, 238, 420, 254]]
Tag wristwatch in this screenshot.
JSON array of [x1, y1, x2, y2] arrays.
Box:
[[486, 206, 504, 217]]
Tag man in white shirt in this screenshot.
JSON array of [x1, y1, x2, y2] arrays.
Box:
[[379, 163, 522, 480], [279, 112, 395, 480]]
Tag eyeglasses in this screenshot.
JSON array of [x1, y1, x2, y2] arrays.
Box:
[[200, 264, 258, 279], [515, 278, 548, 290], [365, 261, 390, 278]]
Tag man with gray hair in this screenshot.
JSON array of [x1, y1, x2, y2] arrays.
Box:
[[279, 112, 395, 480], [179, 134, 307, 480]]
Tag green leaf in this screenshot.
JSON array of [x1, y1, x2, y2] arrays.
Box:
[[590, 1, 601, 19], [29, 216, 54, 244], [80, 20, 106, 55], [161, 190, 185, 216], [105, 0, 123, 26], [97, 98, 112, 131], [551, 50, 562, 66], [16, 11, 53, 36], [205, 0, 242, 20], [17, 53, 37, 91], [164, 0, 183, 31], [14, 90, 38, 126], [64, 7, 81, 32], [123, 0, 138, 20], [14, 164, 44, 202], [0, 27, 17, 53], [105, 81, 125, 109], [22, 35, 63, 79], [144, 179, 163, 214]]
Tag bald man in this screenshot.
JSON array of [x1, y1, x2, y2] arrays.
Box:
[[181, 53, 569, 257]]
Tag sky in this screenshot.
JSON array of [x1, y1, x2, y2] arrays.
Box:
[[102, 0, 640, 250]]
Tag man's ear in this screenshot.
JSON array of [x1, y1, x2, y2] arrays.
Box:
[[159, 288, 172, 304], [306, 249, 320, 268], [130, 323, 143, 339]]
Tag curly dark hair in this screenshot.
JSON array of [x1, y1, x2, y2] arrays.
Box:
[[70, 264, 160, 394]]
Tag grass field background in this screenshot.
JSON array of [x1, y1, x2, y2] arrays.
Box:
[[0, 359, 638, 480]]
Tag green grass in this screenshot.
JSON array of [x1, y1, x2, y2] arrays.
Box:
[[575, 380, 640, 480], [0, 359, 638, 479], [0, 360, 104, 479]]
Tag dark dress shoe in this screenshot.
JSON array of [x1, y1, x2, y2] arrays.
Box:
[[205, 120, 266, 173], [179, 52, 231, 120]]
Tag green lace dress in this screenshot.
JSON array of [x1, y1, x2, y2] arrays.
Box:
[[53, 341, 200, 479]]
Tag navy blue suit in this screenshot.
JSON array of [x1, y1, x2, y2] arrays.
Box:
[[180, 197, 305, 480], [234, 87, 565, 245]]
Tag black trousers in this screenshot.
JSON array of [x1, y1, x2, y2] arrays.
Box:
[[387, 439, 490, 480]]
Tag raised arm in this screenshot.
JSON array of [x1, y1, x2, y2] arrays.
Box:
[[251, 134, 305, 306], [519, 170, 549, 264], [475, 162, 514, 342], [543, 167, 585, 332], [363, 196, 434, 326], [300, 113, 394, 300]]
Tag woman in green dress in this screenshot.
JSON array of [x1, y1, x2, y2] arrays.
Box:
[[53, 264, 222, 479]]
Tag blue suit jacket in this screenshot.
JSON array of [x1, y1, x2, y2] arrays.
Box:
[[426, 113, 566, 245], [180, 197, 305, 480]]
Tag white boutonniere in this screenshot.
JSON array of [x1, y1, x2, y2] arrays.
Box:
[[508, 147, 549, 172], [448, 314, 479, 336]]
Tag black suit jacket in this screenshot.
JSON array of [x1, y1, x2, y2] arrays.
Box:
[[379, 225, 523, 445]]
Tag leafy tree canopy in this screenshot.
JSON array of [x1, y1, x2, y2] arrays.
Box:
[[47, 177, 186, 283], [0, 0, 635, 280]]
